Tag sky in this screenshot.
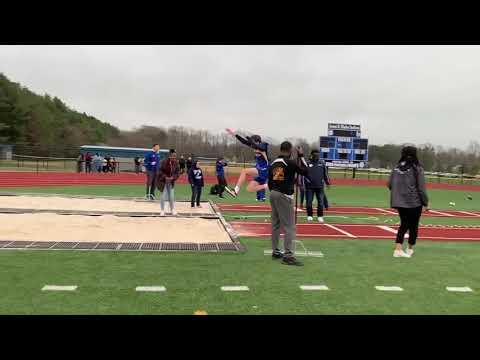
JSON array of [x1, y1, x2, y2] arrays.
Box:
[[1, 45, 479, 148]]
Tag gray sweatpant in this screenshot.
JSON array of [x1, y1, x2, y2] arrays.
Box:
[[270, 190, 296, 258], [146, 170, 157, 197]]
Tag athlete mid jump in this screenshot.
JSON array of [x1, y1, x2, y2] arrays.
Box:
[[224, 128, 269, 198]]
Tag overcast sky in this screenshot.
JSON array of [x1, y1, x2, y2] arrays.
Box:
[[1, 45, 479, 148]]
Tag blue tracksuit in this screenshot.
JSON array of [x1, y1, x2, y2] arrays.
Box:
[[216, 160, 227, 177], [144, 151, 160, 172]]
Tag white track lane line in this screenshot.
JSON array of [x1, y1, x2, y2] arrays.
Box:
[[428, 210, 455, 217], [42, 285, 77, 291], [375, 286, 403, 292], [324, 224, 357, 238], [457, 211, 480, 217], [375, 208, 397, 215], [377, 225, 408, 238], [300, 285, 329, 291], [221, 286, 249, 292], [446, 287, 473, 292], [135, 286, 166, 292]]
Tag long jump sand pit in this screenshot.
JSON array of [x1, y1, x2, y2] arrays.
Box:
[[0, 194, 215, 215], [0, 195, 241, 251]]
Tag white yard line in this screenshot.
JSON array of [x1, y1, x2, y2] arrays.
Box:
[[375, 286, 403, 292], [135, 286, 166, 292], [324, 224, 357, 238], [377, 225, 409, 238], [300, 285, 329, 291], [375, 208, 397, 215], [446, 287, 473, 293], [457, 211, 480, 217], [42, 285, 77, 291], [221, 286, 249, 292], [428, 210, 454, 217]]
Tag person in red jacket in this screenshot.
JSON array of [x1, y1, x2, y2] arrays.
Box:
[[157, 149, 181, 216]]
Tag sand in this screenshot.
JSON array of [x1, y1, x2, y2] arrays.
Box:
[[0, 213, 231, 243], [0, 195, 215, 214]]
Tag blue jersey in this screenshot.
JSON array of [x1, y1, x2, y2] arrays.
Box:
[[216, 160, 227, 177], [144, 151, 160, 172]]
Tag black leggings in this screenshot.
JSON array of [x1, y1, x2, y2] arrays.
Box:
[[396, 206, 423, 246], [191, 185, 202, 206]]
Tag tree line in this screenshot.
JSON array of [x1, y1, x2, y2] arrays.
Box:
[[1, 72, 479, 174]]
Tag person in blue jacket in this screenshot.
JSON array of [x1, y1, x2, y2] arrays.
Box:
[[144, 144, 160, 199], [224, 128, 269, 198], [216, 156, 228, 198], [188, 160, 204, 207]]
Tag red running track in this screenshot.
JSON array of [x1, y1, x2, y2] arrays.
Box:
[[1, 172, 480, 191], [231, 222, 480, 242], [219, 204, 480, 219]]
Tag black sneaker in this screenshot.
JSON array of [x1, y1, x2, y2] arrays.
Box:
[[272, 250, 283, 259], [281, 256, 304, 266]]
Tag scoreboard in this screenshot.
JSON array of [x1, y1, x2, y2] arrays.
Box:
[[319, 123, 368, 168]]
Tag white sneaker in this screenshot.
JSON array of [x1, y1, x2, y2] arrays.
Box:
[[405, 248, 414, 257], [160, 210, 165, 216], [307, 216, 313, 221], [234, 186, 240, 195], [172, 210, 178, 216], [393, 250, 410, 258], [318, 217, 324, 223]]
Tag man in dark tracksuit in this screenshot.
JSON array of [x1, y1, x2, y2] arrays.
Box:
[[144, 144, 160, 199], [268, 141, 309, 266], [304, 149, 331, 223], [215, 157, 228, 198]]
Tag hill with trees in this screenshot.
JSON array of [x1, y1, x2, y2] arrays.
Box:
[[0, 73, 120, 157]]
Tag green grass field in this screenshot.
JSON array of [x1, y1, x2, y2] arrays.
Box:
[[0, 183, 479, 314]]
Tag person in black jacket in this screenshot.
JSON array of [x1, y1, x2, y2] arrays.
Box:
[[268, 141, 309, 266], [186, 156, 193, 173], [304, 149, 331, 223], [188, 160, 204, 207], [387, 146, 429, 258], [179, 155, 186, 174]]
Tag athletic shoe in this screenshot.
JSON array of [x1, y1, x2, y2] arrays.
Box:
[[224, 186, 237, 198], [307, 216, 313, 221], [160, 210, 165, 216], [406, 248, 414, 257], [272, 250, 283, 259], [393, 250, 410, 258], [317, 217, 324, 223], [282, 257, 304, 266], [234, 186, 240, 194], [172, 210, 178, 216]]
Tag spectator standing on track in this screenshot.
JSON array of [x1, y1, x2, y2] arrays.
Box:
[[215, 156, 228, 198], [387, 146, 429, 258], [268, 141, 309, 266], [186, 156, 193, 173], [304, 149, 331, 223], [93, 153, 103, 173], [76, 153, 84, 173], [144, 144, 160, 199], [102, 157, 109, 173], [157, 149, 181, 216], [134, 156, 141, 174], [85, 152, 93, 173], [179, 155, 186, 174], [188, 160, 204, 207]]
